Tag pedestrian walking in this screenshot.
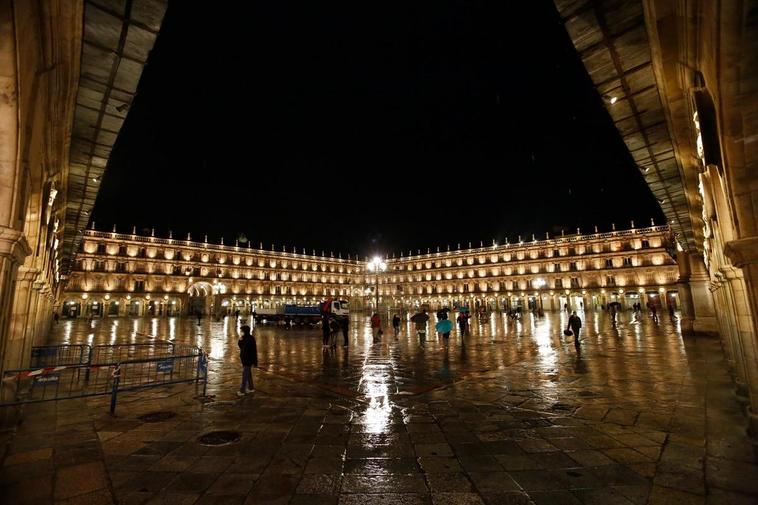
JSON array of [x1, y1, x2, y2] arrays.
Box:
[[321, 313, 331, 348], [329, 316, 341, 348], [392, 314, 401, 337], [566, 311, 582, 349], [411, 309, 429, 342], [371, 312, 382, 343], [457, 312, 468, 336], [668, 304, 676, 320], [340, 316, 349, 347], [436, 318, 453, 346], [237, 325, 257, 396]]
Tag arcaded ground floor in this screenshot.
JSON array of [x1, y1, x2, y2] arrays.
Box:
[[1, 310, 757, 504]]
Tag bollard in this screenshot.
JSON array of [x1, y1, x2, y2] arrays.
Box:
[[110, 364, 121, 415]]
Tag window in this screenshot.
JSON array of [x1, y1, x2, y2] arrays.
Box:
[[553, 263, 560, 272], [553, 249, 559, 257], [116, 262, 126, 273], [554, 279, 563, 288], [570, 262, 577, 271], [641, 239, 650, 249], [463, 284, 469, 293], [570, 277, 580, 288], [568, 247, 575, 256], [134, 280, 145, 292], [623, 257, 633, 267], [606, 276, 616, 286], [97, 243, 106, 254], [118, 245, 127, 255], [605, 259, 613, 268]]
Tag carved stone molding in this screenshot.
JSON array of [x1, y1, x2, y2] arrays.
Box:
[[0, 227, 31, 265], [724, 237, 758, 268]]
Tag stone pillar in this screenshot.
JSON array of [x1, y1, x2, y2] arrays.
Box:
[[3, 266, 39, 369], [724, 237, 758, 443], [0, 229, 31, 376], [689, 253, 719, 334]]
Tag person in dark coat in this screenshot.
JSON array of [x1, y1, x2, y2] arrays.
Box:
[[392, 314, 401, 337], [566, 311, 582, 349], [340, 316, 349, 347], [321, 314, 331, 348], [237, 325, 257, 396]]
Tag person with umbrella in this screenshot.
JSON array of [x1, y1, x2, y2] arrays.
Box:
[[436, 317, 453, 346], [410, 309, 430, 342]]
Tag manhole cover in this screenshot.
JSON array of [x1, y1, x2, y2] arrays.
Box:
[[197, 430, 241, 446], [138, 411, 177, 423]]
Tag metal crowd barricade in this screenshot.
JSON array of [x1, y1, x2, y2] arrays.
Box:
[[30, 344, 91, 367], [0, 342, 208, 414]]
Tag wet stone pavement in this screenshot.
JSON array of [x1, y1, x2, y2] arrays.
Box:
[[2, 310, 758, 504]]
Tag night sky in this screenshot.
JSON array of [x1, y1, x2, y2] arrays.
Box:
[[94, 0, 664, 258]]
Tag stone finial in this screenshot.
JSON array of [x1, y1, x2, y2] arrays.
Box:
[[468, 242, 471, 248], [204, 235, 208, 243], [457, 243, 460, 249], [631, 220, 635, 228], [321, 250, 325, 256], [112, 224, 117, 232], [235, 239, 239, 247], [546, 232, 549, 239], [518, 235, 522, 242], [611, 223, 616, 231], [338, 252, 342, 258], [248, 241, 251, 248], [480, 240, 483, 247], [169, 230, 173, 239], [651, 217, 655, 226], [418, 249, 421, 255], [561, 230, 565, 236], [187, 232, 191, 240], [132, 225, 136, 235], [151, 228, 155, 237], [437, 246, 440, 252], [447, 244, 450, 251], [400, 251, 404, 257], [594, 225, 598, 233], [220, 237, 224, 245], [91, 221, 96, 230], [577, 227, 580, 235], [427, 248, 430, 254], [532, 234, 535, 241]]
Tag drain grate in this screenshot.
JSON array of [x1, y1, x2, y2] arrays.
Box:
[[138, 411, 177, 423], [197, 430, 241, 446]]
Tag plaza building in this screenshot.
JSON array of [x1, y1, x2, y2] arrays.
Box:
[[61, 223, 678, 318], [61, 227, 365, 318]]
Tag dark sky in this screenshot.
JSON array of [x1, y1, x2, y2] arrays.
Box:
[[94, 0, 664, 258]]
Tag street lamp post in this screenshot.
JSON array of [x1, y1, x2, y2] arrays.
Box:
[[367, 256, 387, 312]]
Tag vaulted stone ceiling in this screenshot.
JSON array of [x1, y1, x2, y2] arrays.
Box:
[[62, 0, 167, 274], [554, 0, 699, 252]]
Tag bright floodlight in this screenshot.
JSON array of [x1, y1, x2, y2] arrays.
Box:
[[609, 96, 618, 104], [368, 256, 387, 272], [534, 278, 546, 288]]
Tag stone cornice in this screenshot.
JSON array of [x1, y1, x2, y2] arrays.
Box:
[[724, 237, 758, 268], [0, 227, 32, 264]]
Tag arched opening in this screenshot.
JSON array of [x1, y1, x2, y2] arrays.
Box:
[[187, 281, 214, 316]]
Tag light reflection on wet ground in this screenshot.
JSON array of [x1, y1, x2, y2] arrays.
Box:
[[13, 310, 758, 503], [45, 310, 686, 403]]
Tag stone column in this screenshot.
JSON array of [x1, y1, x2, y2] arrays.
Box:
[[689, 253, 719, 334], [0, 229, 31, 376], [724, 237, 758, 443], [6, 267, 37, 369]]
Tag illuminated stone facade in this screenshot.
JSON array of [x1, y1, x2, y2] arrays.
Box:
[[63, 225, 679, 317]]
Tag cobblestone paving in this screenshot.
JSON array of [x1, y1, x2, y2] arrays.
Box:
[[2, 311, 757, 504]]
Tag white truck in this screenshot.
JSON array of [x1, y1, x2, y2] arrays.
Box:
[[254, 299, 349, 325]]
